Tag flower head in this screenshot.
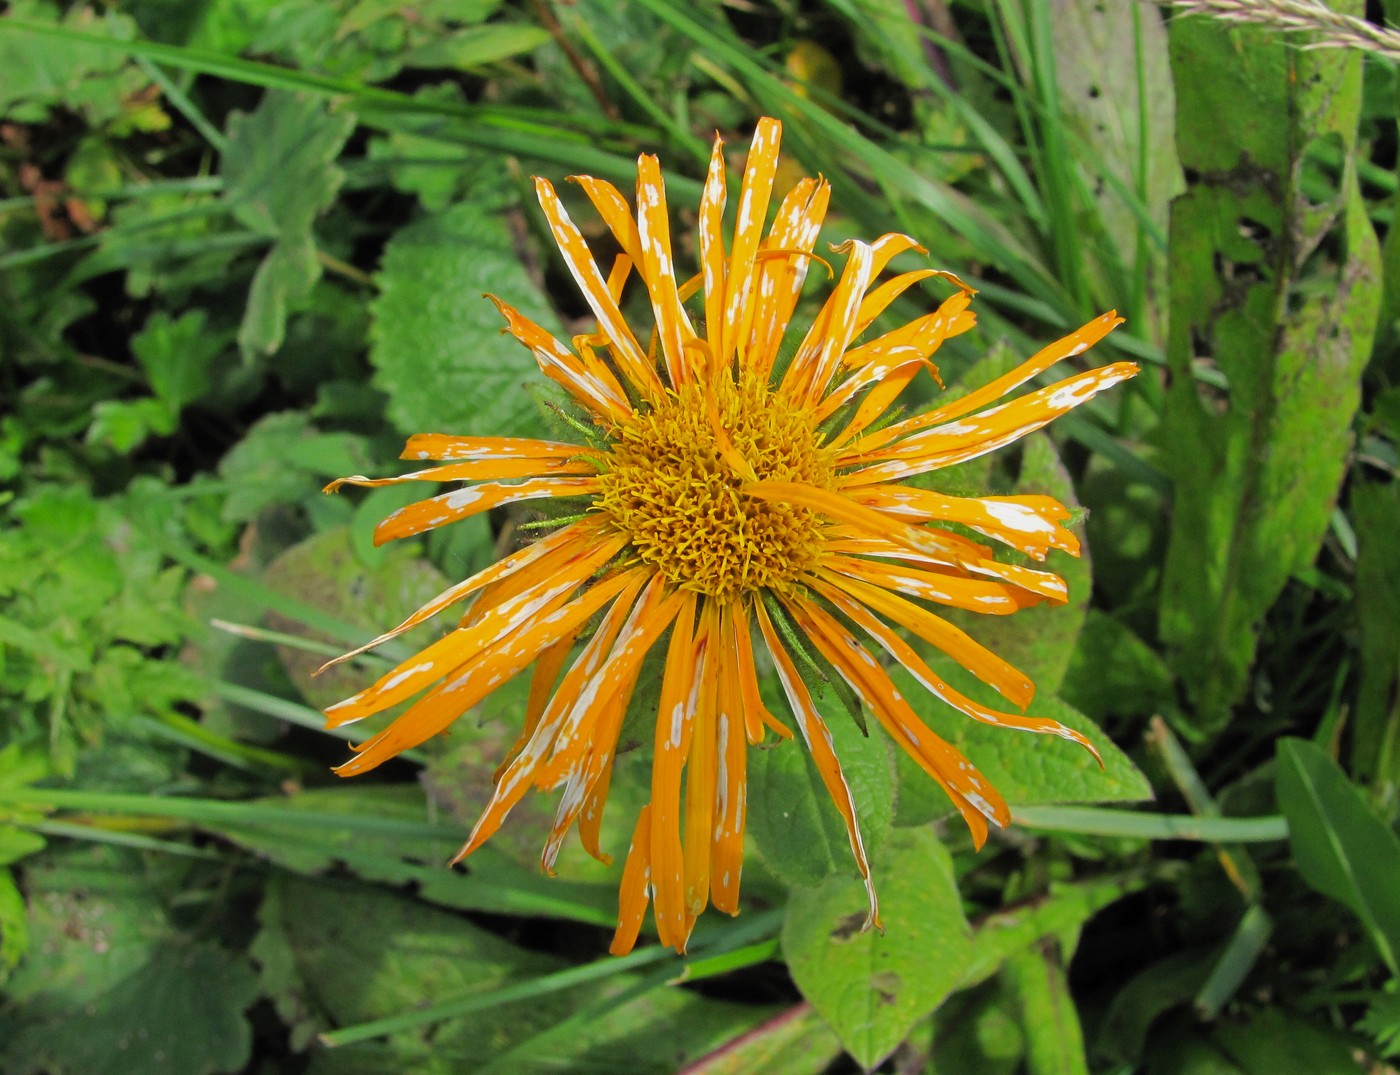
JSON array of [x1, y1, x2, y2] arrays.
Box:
[[323, 118, 1136, 954]]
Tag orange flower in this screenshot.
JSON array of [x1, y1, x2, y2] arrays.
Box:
[[323, 118, 1136, 955]]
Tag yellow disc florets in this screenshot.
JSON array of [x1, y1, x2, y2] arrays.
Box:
[[596, 371, 835, 598]]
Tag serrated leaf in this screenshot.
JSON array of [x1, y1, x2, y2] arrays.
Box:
[[222, 91, 355, 240], [1276, 738, 1400, 974], [369, 198, 556, 441], [4, 942, 257, 1075], [216, 411, 369, 524], [237, 235, 320, 358], [1158, 12, 1382, 728], [132, 309, 224, 416], [782, 828, 972, 1069], [222, 91, 354, 358]]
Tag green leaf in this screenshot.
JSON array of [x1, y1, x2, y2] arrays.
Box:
[[254, 873, 572, 1068], [678, 1003, 845, 1075], [237, 235, 320, 358], [1275, 738, 1400, 974], [1060, 610, 1174, 724], [1208, 1006, 1362, 1075], [1357, 988, 1400, 1059], [1158, 11, 1382, 728], [0, 828, 46, 868], [222, 90, 355, 357], [370, 197, 556, 441], [1003, 943, 1090, 1075], [0, 846, 256, 1075], [132, 309, 225, 416], [748, 692, 896, 888], [782, 828, 972, 1069], [222, 90, 355, 240], [216, 411, 369, 524], [0, 869, 26, 984], [1349, 480, 1400, 796], [5, 942, 257, 1075], [401, 23, 551, 70], [1045, 0, 1181, 332]]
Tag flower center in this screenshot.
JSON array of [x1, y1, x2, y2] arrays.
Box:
[[597, 372, 835, 598]]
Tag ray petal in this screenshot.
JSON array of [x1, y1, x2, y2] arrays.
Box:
[[838, 486, 1079, 561], [318, 516, 614, 672], [635, 153, 696, 387], [698, 133, 728, 367], [748, 177, 831, 374], [609, 805, 654, 956], [784, 596, 1011, 837], [534, 176, 663, 399], [325, 455, 597, 492], [710, 602, 749, 914], [398, 434, 587, 462], [337, 569, 639, 778], [373, 476, 601, 546], [848, 362, 1140, 482], [487, 295, 630, 420], [821, 580, 1102, 762], [722, 117, 783, 370], [650, 590, 699, 951], [813, 572, 1036, 710]]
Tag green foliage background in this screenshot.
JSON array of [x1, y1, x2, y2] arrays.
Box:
[[2, 0, 1398, 1071]]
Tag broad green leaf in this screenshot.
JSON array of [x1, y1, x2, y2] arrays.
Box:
[[1003, 943, 1090, 1075], [1060, 610, 1174, 724], [748, 692, 896, 889], [1349, 480, 1400, 797], [1158, 10, 1381, 729], [254, 874, 568, 1070], [370, 197, 556, 441], [1276, 738, 1400, 974], [4, 942, 257, 1075], [783, 828, 972, 1069], [0, 845, 256, 1075]]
